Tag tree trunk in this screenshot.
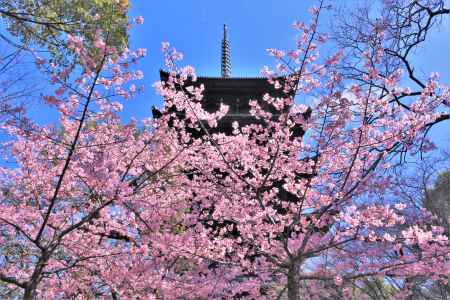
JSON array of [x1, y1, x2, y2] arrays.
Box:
[[287, 265, 300, 300], [22, 249, 51, 300], [23, 286, 36, 300]]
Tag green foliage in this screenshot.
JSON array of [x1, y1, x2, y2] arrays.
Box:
[[424, 170, 450, 234], [353, 277, 397, 300], [0, 0, 129, 65]]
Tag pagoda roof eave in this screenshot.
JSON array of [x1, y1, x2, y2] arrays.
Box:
[[159, 70, 288, 81]]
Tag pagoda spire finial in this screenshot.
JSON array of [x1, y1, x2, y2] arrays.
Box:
[[221, 24, 231, 78]]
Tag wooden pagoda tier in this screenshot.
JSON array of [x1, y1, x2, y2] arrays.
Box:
[[155, 70, 298, 136]]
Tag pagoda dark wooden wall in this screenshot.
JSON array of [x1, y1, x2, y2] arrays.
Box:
[[157, 70, 289, 135]]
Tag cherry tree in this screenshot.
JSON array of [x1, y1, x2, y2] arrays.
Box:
[[0, 3, 449, 300], [0, 19, 185, 299], [150, 4, 449, 299]]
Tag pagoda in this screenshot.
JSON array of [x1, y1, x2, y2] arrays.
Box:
[[154, 25, 293, 136]]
